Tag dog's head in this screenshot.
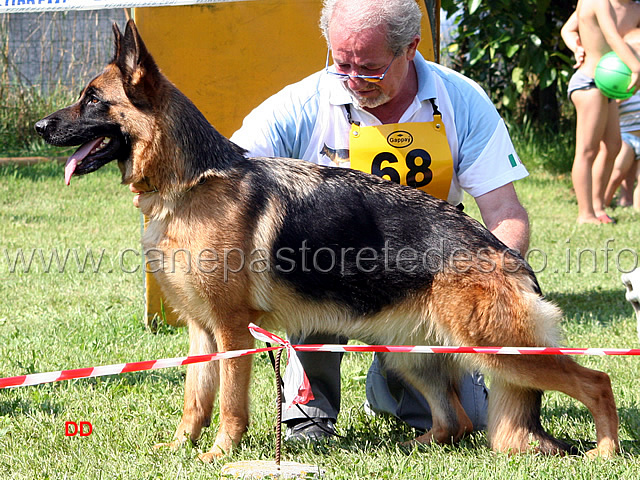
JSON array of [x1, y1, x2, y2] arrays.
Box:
[[35, 20, 165, 186]]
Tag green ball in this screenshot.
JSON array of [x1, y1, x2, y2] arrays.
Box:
[[595, 51, 633, 100]]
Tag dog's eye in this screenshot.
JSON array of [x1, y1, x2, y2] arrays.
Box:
[[87, 96, 100, 106]]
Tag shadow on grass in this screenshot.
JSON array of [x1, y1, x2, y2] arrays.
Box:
[[546, 288, 633, 325], [285, 403, 640, 458], [541, 402, 640, 456], [0, 370, 184, 420], [0, 397, 64, 416], [620, 407, 640, 451], [0, 161, 65, 181], [0, 158, 121, 182], [79, 368, 186, 388], [280, 411, 490, 458]]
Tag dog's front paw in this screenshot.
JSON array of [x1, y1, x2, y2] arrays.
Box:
[[153, 433, 190, 451], [153, 440, 181, 451], [585, 440, 619, 459], [197, 443, 230, 462], [405, 430, 435, 446]]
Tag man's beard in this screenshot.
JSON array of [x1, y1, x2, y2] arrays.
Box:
[[344, 83, 392, 109]]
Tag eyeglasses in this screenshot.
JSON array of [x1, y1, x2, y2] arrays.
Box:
[[324, 49, 395, 83]]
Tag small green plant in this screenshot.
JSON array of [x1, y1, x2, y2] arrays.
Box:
[[506, 115, 576, 174]]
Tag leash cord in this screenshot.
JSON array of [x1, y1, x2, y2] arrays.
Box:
[[265, 343, 344, 439]]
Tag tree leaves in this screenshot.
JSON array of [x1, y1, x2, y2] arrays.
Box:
[[440, 0, 576, 125], [468, 0, 482, 15]]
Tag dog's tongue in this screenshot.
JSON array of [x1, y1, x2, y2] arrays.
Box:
[[64, 138, 104, 185]]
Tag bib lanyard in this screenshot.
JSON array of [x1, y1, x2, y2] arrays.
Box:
[[343, 98, 441, 125]]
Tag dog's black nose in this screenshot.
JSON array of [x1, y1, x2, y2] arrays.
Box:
[[34, 118, 50, 136]]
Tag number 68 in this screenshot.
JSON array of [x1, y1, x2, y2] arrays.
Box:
[[370, 148, 433, 188]]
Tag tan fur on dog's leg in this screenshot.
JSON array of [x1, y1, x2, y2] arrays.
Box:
[[403, 381, 473, 447], [557, 360, 619, 458], [488, 380, 570, 455], [199, 318, 255, 462], [155, 320, 219, 451], [488, 356, 619, 457]]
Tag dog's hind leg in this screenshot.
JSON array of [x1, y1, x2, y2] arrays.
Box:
[[431, 265, 618, 457], [380, 353, 473, 446], [488, 380, 572, 455], [155, 319, 220, 452], [486, 355, 619, 457]]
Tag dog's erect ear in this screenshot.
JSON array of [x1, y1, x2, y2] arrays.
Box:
[[116, 19, 152, 77], [112, 22, 123, 61], [112, 19, 162, 109]]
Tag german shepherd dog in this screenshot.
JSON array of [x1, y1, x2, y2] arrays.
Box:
[[36, 20, 619, 461]]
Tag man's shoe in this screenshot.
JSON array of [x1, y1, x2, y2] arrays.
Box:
[[362, 400, 378, 417], [284, 418, 336, 442]]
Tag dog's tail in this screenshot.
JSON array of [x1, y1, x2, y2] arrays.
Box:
[[428, 253, 563, 358]]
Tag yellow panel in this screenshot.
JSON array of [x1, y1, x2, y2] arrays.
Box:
[[133, 1, 436, 327], [134, 1, 435, 137], [134, 2, 324, 137], [418, 1, 436, 62]]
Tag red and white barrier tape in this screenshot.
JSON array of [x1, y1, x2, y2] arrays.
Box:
[[0, 344, 280, 390], [291, 345, 640, 355], [2, 323, 640, 400], [248, 324, 314, 407]]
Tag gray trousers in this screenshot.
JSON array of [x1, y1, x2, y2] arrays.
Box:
[[282, 332, 348, 423], [283, 332, 488, 431]]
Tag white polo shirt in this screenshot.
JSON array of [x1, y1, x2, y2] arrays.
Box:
[[230, 52, 527, 206]]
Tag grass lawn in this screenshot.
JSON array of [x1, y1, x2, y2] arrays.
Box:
[[1, 159, 640, 479]]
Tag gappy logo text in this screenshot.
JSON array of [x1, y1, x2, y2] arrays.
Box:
[[65, 421, 93, 437]]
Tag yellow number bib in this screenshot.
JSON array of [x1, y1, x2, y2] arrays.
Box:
[[349, 116, 453, 201]]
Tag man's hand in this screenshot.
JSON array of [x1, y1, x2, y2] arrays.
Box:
[[129, 180, 156, 209], [130, 183, 143, 208]]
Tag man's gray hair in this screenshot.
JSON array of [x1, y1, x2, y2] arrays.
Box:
[[320, 0, 422, 54]]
